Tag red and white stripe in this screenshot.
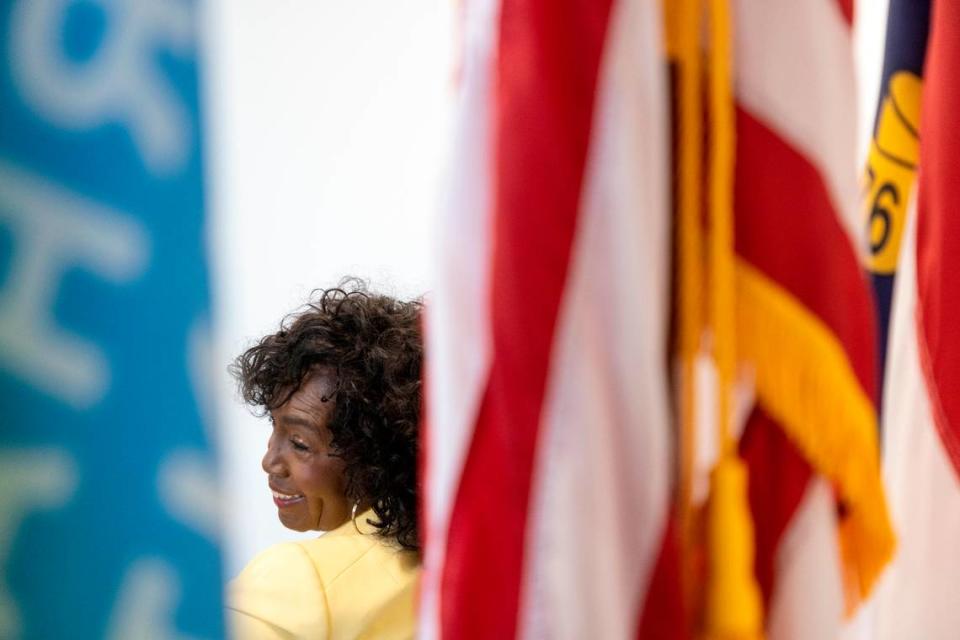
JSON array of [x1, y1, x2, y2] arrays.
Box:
[[419, 0, 498, 636], [734, 0, 860, 254], [421, 0, 673, 637], [730, 0, 866, 636]]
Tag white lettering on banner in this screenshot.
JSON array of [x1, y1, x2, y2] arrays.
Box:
[[187, 316, 215, 441], [158, 449, 220, 543], [106, 557, 202, 640], [0, 161, 149, 409], [0, 449, 78, 639], [159, 317, 221, 541], [9, 0, 194, 174]]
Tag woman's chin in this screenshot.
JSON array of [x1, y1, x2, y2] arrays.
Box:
[[278, 509, 312, 532]]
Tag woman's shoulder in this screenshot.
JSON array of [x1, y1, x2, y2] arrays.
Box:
[[296, 529, 420, 639], [298, 520, 419, 589], [226, 521, 420, 639], [230, 524, 417, 595], [227, 542, 329, 639], [233, 540, 321, 585]]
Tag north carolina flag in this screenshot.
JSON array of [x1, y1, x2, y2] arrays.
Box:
[[862, 0, 960, 637]]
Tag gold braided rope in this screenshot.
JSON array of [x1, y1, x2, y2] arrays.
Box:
[[703, 0, 764, 636], [669, 0, 704, 608]]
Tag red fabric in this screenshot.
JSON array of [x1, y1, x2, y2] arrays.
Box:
[[636, 513, 691, 640], [439, 0, 614, 636], [418, 314, 432, 579], [834, 0, 854, 26], [739, 408, 814, 608], [916, 0, 960, 478], [735, 108, 878, 404]]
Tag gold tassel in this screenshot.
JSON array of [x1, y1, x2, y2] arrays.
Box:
[[704, 456, 763, 640]]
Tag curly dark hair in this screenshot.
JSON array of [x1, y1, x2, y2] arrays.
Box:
[[231, 278, 422, 551]]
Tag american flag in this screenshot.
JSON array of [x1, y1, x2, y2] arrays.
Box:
[[725, 0, 893, 634], [421, 0, 673, 637]]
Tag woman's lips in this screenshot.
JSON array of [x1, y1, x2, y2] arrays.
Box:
[[271, 489, 305, 508]]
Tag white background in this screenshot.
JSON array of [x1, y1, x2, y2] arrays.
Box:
[[201, 0, 455, 578], [202, 0, 887, 581]]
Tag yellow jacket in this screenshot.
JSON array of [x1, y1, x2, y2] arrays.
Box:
[[226, 511, 419, 639]]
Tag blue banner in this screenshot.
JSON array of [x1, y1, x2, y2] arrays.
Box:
[[0, 1, 222, 637]]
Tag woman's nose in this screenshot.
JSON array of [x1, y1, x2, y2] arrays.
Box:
[[262, 437, 285, 475]]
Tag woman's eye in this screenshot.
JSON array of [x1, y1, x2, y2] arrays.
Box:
[[290, 439, 310, 452]]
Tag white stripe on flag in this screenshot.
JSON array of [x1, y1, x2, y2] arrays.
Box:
[[767, 477, 845, 640], [733, 0, 862, 257], [420, 0, 500, 637], [517, 0, 672, 637]]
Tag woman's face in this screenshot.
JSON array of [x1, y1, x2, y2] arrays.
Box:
[[261, 370, 351, 532]]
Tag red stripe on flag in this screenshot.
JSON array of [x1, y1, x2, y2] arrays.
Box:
[[916, 0, 960, 478], [739, 408, 813, 607], [734, 108, 877, 402], [636, 513, 689, 640], [834, 0, 853, 26], [419, 313, 433, 566], [440, 0, 615, 637]]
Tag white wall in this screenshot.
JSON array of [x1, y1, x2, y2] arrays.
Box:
[[201, 0, 455, 578]]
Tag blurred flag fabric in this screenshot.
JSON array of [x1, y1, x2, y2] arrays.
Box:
[[0, 1, 222, 638], [421, 0, 896, 637], [420, 0, 675, 638], [861, 0, 960, 636], [669, 0, 892, 637], [722, 0, 893, 635]]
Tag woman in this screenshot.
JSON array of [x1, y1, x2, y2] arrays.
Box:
[[226, 281, 422, 639]]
